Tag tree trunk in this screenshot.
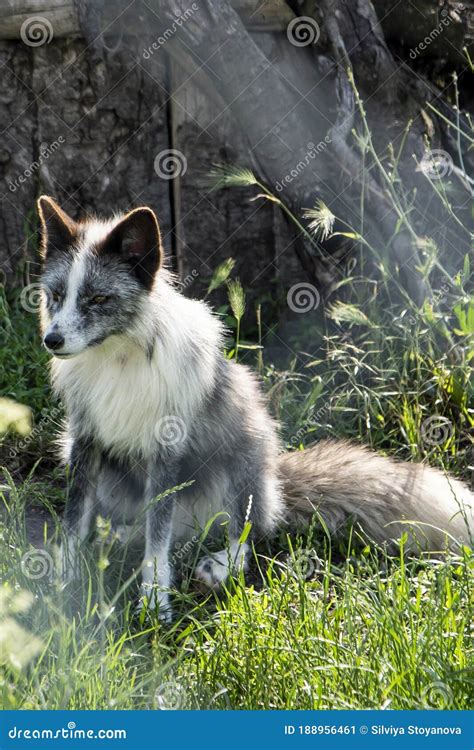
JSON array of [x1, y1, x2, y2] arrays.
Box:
[[0, 0, 472, 304]]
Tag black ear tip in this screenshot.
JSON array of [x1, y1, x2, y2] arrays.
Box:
[[126, 208, 162, 243], [133, 206, 159, 225]]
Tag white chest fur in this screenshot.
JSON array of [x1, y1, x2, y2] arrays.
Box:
[[53, 337, 205, 459], [51, 287, 222, 460]]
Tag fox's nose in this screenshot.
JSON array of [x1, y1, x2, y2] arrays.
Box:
[[43, 332, 65, 351]]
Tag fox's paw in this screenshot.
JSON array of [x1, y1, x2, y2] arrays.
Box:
[[195, 544, 248, 590], [195, 551, 230, 589]]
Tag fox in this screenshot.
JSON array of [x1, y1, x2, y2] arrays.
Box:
[[37, 195, 473, 620]]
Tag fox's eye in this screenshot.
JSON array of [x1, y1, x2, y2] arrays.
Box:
[[52, 291, 61, 303], [90, 295, 108, 305]]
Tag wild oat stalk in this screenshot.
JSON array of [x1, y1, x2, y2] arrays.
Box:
[[208, 164, 326, 257], [206, 258, 236, 297], [227, 278, 246, 361], [207, 164, 258, 190], [328, 300, 375, 327], [303, 200, 336, 241]]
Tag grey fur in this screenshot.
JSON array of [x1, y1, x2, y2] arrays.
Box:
[[279, 440, 473, 550], [41, 248, 148, 349], [37, 197, 473, 619]]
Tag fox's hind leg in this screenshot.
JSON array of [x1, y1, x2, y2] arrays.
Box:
[[194, 472, 281, 589]]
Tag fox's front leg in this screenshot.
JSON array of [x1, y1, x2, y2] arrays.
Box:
[[138, 465, 177, 621], [60, 438, 99, 582]]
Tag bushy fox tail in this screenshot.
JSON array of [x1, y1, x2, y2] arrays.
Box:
[[278, 440, 473, 550]]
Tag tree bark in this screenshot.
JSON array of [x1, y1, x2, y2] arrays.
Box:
[[0, 0, 472, 304], [151, 0, 472, 302]]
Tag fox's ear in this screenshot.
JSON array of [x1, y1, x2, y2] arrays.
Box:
[[101, 207, 162, 289], [37, 196, 77, 259]]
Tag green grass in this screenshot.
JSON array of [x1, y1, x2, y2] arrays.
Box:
[[1, 532, 472, 710], [0, 97, 473, 708], [0, 268, 472, 710]]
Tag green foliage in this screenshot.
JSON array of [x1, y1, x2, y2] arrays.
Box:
[[206, 258, 236, 297], [0, 263, 472, 708], [0, 288, 52, 416], [227, 279, 246, 322], [0, 94, 472, 708], [0, 513, 472, 708]]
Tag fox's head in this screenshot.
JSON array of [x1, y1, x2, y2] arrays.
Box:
[[37, 196, 163, 358]]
